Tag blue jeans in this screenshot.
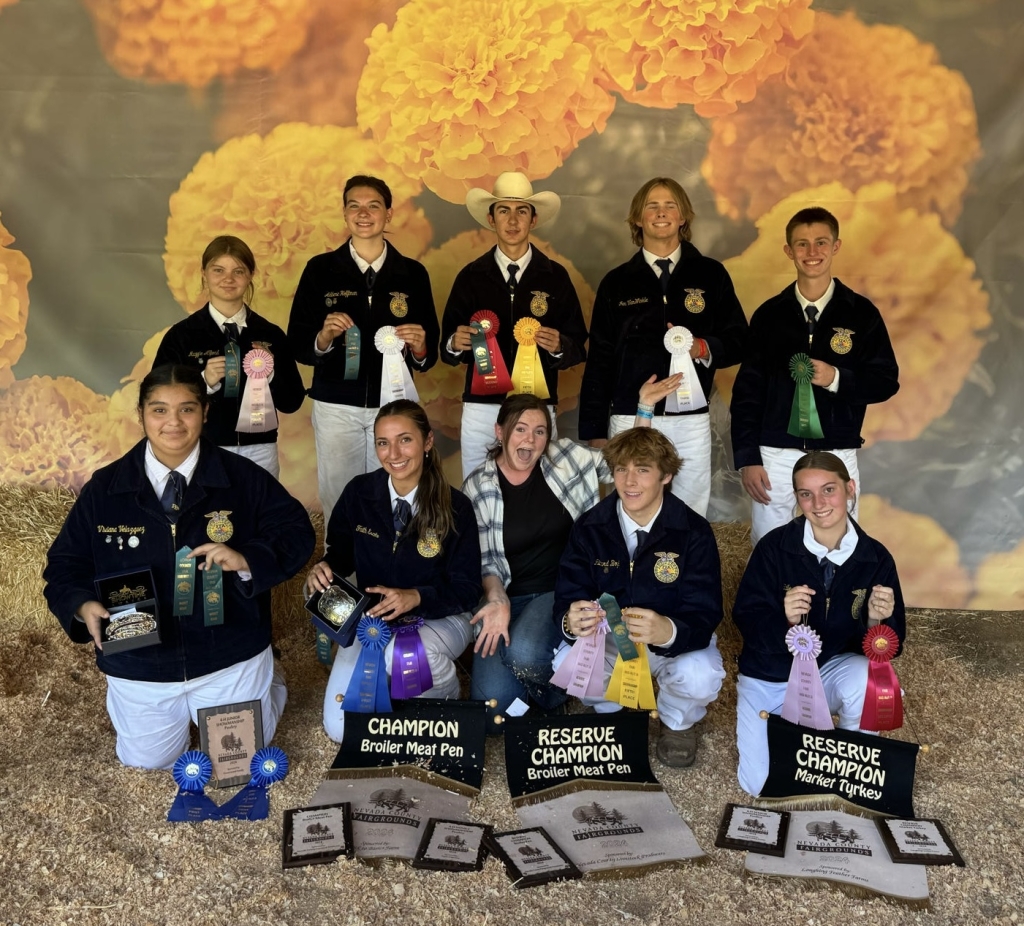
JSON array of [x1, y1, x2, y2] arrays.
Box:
[[470, 591, 567, 730]]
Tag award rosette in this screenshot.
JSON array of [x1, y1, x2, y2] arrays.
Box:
[[391, 616, 434, 699], [599, 594, 656, 710], [469, 310, 513, 395], [860, 625, 904, 731], [550, 617, 609, 699], [780, 624, 834, 730], [219, 747, 290, 821], [662, 327, 707, 413], [375, 325, 420, 403], [235, 348, 278, 433], [787, 353, 825, 439], [168, 750, 222, 822], [343, 324, 361, 380], [510, 317, 550, 399], [343, 617, 393, 714]]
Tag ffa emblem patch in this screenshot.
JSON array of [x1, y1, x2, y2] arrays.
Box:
[[206, 591, 221, 605], [684, 289, 706, 313], [653, 552, 680, 583], [205, 511, 234, 543], [417, 531, 442, 558], [177, 581, 191, 594], [830, 328, 854, 355], [325, 295, 337, 307], [851, 588, 867, 620], [390, 292, 409, 318], [530, 291, 549, 317]]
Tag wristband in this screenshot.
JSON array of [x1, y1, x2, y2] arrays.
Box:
[[636, 407, 654, 420], [562, 612, 577, 638]]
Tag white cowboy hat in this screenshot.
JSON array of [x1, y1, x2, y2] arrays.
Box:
[[465, 172, 561, 230]]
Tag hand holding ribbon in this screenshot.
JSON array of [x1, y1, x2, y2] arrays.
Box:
[[600, 594, 657, 710], [550, 617, 609, 699], [780, 624, 834, 730], [662, 326, 707, 413], [375, 326, 420, 403]]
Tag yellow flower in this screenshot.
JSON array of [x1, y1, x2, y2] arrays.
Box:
[[857, 495, 971, 609], [418, 229, 595, 439], [0, 0, 20, 10], [277, 396, 320, 512], [121, 327, 169, 388], [0, 213, 31, 390], [702, 11, 980, 225], [970, 541, 1024, 611], [215, 0, 404, 141], [81, 0, 316, 88], [719, 183, 990, 445], [163, 124, 433, 331], [581, 0, 814, 117], [0, 376, 141, 492], [356, 0, 616, 203]]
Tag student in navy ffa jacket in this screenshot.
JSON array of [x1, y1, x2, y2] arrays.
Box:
[[578, 178, 748, 516], [732, 451, 906, 796], [155, 236, 305, 479], [305, 400, 482, 743], [552, 428, 725, 768], [731, 207, 899, 546], [287, 175, 440, 524], [44, 364, 315, 771]]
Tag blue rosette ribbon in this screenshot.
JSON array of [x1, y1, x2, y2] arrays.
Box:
[[167, 750, 222, 822], [343, 616, 393, 714], [218, 746, 290, 822]]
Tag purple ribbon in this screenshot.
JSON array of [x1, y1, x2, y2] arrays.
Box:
[[550, 619, 609, 699], [391, 616, 434, 699], [781, 625, 834, 730]]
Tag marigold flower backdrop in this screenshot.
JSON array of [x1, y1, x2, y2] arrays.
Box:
[[0, 0, 1020, 609]]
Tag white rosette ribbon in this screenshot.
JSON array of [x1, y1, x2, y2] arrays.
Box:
[[374, 326, 419, 403], [236, 348, 279, 432], [662, 327, 707, 413]]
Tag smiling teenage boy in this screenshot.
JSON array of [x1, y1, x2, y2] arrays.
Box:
[[730, 207, 899, 546]]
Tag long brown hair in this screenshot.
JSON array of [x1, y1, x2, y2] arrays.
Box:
[[626, 177, 695, 247], [486, 394, 552, 462], [376, 400, 455, 542]]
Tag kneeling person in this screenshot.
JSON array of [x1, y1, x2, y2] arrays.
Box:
[[552, 429, 725, 767]]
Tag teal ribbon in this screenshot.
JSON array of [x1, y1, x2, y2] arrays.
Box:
[[315, 629, 333, 666], [343, 325, 361, 380], [202, 562, 224, 627], [787, 353, 825, 439], [173, 546, 196, 616], [224, 341, 241, 398], [599, 592, 638, 661], [469, 321, 493, 375]]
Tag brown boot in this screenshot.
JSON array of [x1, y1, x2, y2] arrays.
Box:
[[656, 722, 698, 768]]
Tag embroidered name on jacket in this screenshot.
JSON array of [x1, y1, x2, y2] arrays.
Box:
[[619, 298, 649, 307], [355, 524, 380, 539]]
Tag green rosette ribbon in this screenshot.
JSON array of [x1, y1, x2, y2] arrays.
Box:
[[787, 353, 825, 439]]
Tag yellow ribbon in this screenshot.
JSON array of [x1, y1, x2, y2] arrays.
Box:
[[604, 644, 656, 710], [510, 317, 550, 400]]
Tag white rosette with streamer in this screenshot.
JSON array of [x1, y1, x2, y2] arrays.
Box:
[[374, 326, 419, 403], [236, 348, 279, 432], [663, 327, 707, 413]]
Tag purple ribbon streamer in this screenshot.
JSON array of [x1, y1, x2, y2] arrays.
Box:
[[391, 617, 434, 699], [781, 625, 833, 730], [550, 619, 609, 698]]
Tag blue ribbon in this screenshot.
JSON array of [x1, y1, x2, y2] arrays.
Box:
[[167, 751, 222, 822], [343, 617, 392, 714], [218, 747, 290, 822]]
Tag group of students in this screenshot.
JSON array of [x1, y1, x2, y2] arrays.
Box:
[[43, 171, 905, 798]]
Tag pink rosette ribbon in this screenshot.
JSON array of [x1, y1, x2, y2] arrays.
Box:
[[860, 625, 904, 731], [780, 624, 834, 730], [236, 348, 278, 433], [550, 618, 609, 699], [662, 327, 707, 413]]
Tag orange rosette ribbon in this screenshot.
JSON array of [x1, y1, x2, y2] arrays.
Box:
[[510, 317, 549, 399], [860, 624, 904, 731]]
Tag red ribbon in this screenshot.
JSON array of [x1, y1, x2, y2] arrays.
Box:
[[469, 310, 513, 395], [860, 624, 904, 731]]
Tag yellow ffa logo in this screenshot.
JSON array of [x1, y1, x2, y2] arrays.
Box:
[[851, 588, 867, 620], [206, 591, 221, 605], [177, 581, 191, 594], [417, 531, 442, 558], [317, 632, 329, 645], [653, 552, 680, 583], [205, 511, 234, 543], [530, 291, 549, 317], [613, 623, 628, 638], [684, 289, 706, 313], [830, 328, 855, 355], [390, 292, 409, 318]]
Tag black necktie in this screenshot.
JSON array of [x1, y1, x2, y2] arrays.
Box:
[[161, 471, 186, 523], [635, 529, 648, 555], [222, 322, 239, 343], [655, 258, 672, 295], [805, 305, 818, 343], [821, 557, 835, 592], [393, 498, 412, 537], [507, 263, 519, 293], [365, 267, 376, 291]]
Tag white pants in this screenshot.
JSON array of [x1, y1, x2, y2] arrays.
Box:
[[551, 633, 725, 731], [610, 413, 711, 517], [735, 653, 872, 797], [322, 613, 473, 743], [105, 646, 286, 771], [750, 446, 860, 546], [460, 402, 558, 482], [312, 401, 381, 525], [222, 442, 280, 480]]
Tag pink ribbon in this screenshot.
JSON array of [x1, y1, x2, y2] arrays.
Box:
[[236, 349, 278, 433], [550, 619, 609, 699], [781, 625, 834, 730]]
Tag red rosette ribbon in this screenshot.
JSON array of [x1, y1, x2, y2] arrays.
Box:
[[860, 624, 904, 731], [469, 310, 512, 395]]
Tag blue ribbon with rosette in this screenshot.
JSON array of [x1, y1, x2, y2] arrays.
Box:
[[391, 616, 433, 699], [343, 616, 393, 713], [218, 747, 290, 821], [167, 750, 222, 822]]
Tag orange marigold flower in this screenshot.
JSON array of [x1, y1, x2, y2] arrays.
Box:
[[858, 494, 971, 609], [0, 0, 20, 10], [0, 376, 141, 492], [418, 229, 595, 439], [163, 124, 433, 331], [215, 0, 403, 141], [0, 212, 32, 390], [121, 327, 169, 388], [582, 0, 814, 117], [969, 541, 1024, 611], [702, 11, 980, 225], [356, 0, 616, 204], [719, 183, 990, 445], [81, 0, 316, 88]]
